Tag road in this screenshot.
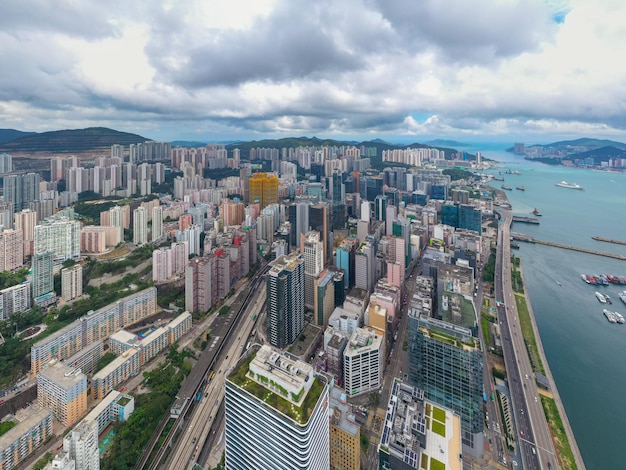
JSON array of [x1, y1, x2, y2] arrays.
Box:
[[165, 284, 266, 470], [496, 209, 558, 470]]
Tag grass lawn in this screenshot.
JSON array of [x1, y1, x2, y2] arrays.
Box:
[[432, 406, 446, 423], [430, 457, 445, 470], [431, 420, 446, 437], [514, 293, 545, 375], [541, 396, 577, 470]]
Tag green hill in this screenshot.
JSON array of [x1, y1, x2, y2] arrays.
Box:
[[0, 129, 37, 144], [0, 127, 150, 153], [562, 145, 626, 164]]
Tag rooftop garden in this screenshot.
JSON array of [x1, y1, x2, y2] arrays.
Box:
[[229, 352, 326, 425], [117, 396, 131, 407]]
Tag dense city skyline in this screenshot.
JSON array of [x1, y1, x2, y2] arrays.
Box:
[[1, 0, 624, 143]]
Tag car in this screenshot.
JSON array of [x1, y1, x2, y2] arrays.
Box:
[[212, 430, 216, 436], [520, 430, 525, 437]]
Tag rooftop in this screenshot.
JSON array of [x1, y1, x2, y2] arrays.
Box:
[[329, 386, 360, 438], [92, 348, 139, 380], [345, 327, 384, 354], [38, 360, 86, 389], [110, 329, 138, 346], [0, 408, 53, 450], [379, 379, 462, 470], [168, 311, 192, 329], [228, 345, 327, 425]]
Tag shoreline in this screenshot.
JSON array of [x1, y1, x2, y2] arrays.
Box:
[[518, 260, 586, 469]]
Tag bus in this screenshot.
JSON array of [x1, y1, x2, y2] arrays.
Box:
[[251, 329, 256, 338], [252, 313, 258, 321], [491, 393, 495, 401]]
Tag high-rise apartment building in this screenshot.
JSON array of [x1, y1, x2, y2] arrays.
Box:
[[267, 252, 305, 349], [3, 172, 40, 211], [0, 228, 23, 271], [0, 153, 12, 174], [185, 256, 216, 314], [61, 264, 83, 302], [33, 217, 81, 264], [151, 205, 163, 241], [408, 313, 484, 455], [225, 345, 330, 469], [37, 360, 88, 427], [0, 408, 53, 470], [63, 419, 99, 470], [133, 207, 148, 245], [32, 251, 54, 298], [248, 172, 278, 208]]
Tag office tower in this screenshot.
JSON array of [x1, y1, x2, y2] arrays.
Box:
[[313, 270, 335, 327], [329, 386, 360, 470], [441, 203, 459, 228], [185, 256, 216, 314], [354, 240, 375, 292], [302, 231, 324, 311], [343, 326, 384, 397], [267, 252, 304, 349], [309, 202, 329, 264], [37, 360, 88, 427], [152, 205, 163, 241], [61, 264, 83, 302], [248, 172, 279, 209], [0, 228, 24, 271], [33, 217, 81, 264], [458, 204, 482, 233], [0, 153, 12, 173], [331, 170, 344, 203], [133, 207, 148, 245], [378, 379, 462, 470], [375, 194, 387, 221], [408, 314, 484, 455], [335, 241, 355, 291], [288, 202, 309, 248], [225, 345, 330, 470], [32, 251, 54, 298], [392, 219, 411, 268], [63, 419, 99, 470], [3, 172, 40, 211]]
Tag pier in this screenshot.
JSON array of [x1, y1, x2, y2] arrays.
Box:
[[512, 216, 540, 225], [511, 233, 626, 260], [592, 236, 626, 246]]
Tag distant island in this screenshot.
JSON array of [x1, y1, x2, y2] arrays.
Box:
[[508, 137, 626, 169]]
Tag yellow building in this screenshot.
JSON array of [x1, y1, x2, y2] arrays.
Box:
[[329, 387, 360, 470], [37, 360, 88, 427], [248, 172, 278, 209]]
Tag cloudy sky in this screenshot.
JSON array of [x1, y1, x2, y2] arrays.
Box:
[[1, 0, 624, 143]]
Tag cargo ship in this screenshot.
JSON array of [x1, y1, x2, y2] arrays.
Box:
[[595, 291, 607, 303], [501, 185, 512, 191], [603, 309, 617, 323], [555, 181, 584, 190], [516, 186, 526, 191]]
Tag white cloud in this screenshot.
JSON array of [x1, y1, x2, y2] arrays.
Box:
[[0, 0, 625, 142]]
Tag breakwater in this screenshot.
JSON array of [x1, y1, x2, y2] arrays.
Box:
[[511, 233, 626, 260]]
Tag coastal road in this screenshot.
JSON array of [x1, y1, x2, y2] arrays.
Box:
[[496, 209, 558, 470]]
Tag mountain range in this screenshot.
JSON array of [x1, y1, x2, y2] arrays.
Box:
[[0, 128, 460, 161], [0, 127, 149, 154]]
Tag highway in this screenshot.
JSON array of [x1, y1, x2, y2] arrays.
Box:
[[166, 285, 266, 469], [495, 209, 558, 470], [475, 234, 508, 468]]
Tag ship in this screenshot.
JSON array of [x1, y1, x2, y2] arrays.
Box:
[[595, 291, 607, 303], [516, 186, 526, 191], [501, 185, 512, 191], [613, 311, 625, 324], [619, 291, 626, 305], [555, 181, 584, 190], [493, 177, 505, 181], [603, 309, 617, 323], [532, 208, 542, 216], [581, 274, 591, 284], [606, 294, 612, 304]]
